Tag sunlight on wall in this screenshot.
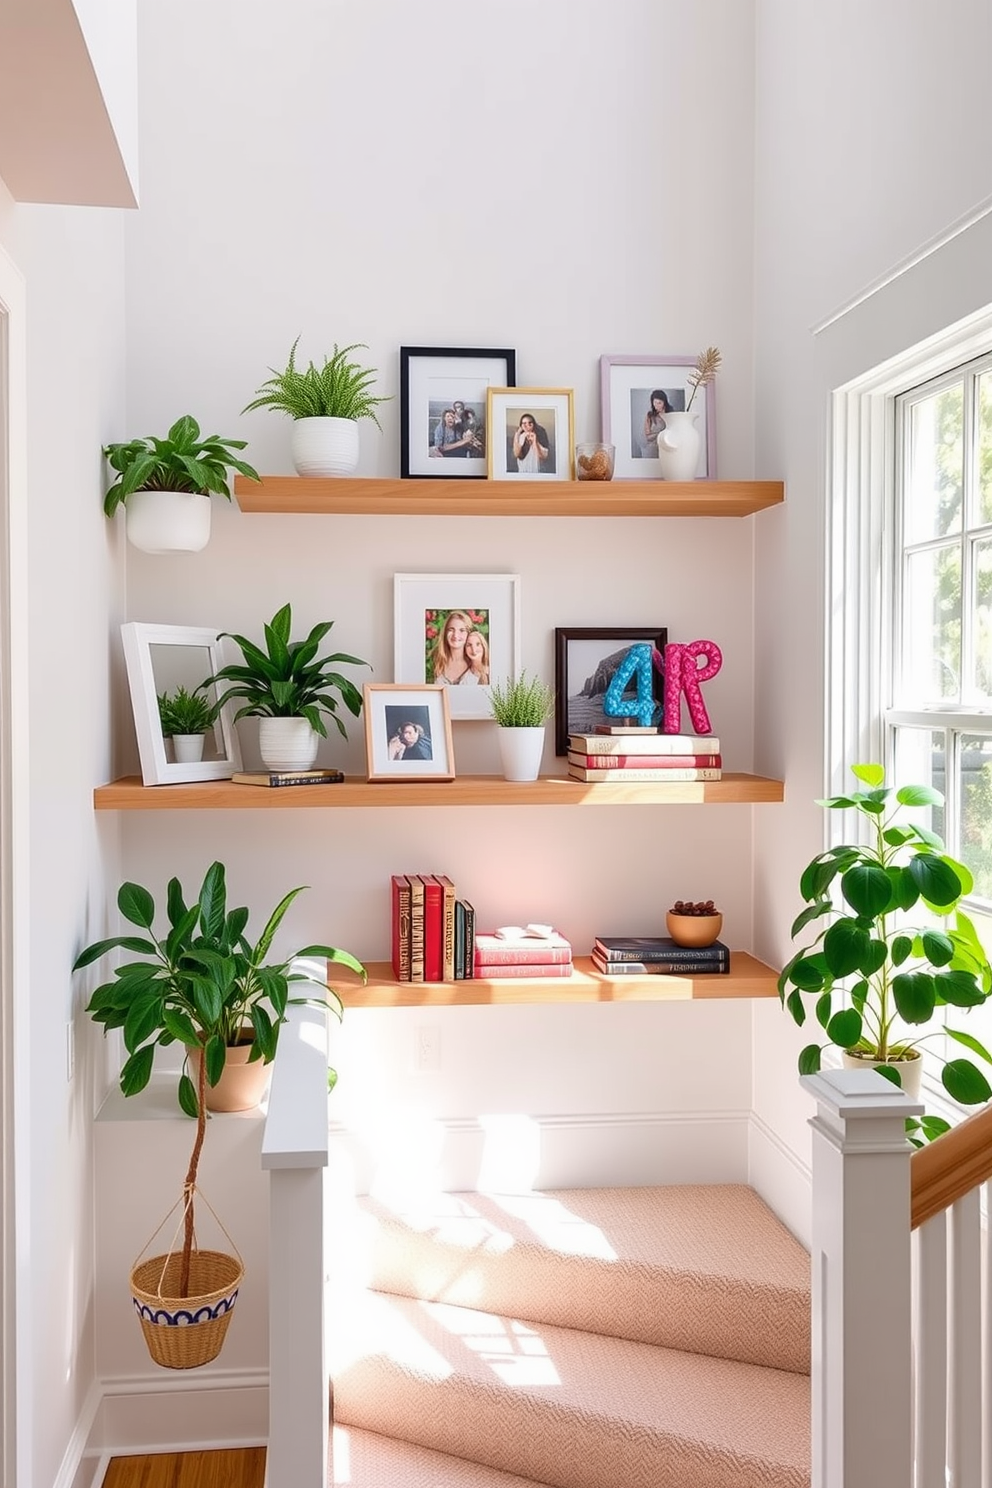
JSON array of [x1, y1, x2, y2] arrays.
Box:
[[477, 1114, 540, 1192]]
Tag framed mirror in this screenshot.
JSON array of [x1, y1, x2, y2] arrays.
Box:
[[121, 622, 243, 786]]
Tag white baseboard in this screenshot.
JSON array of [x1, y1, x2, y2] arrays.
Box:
[[54, 1381, 102, 1488], [748, 1111, 812, 1248]]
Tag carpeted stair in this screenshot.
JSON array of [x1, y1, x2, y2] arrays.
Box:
[[328, 1184, 811, 1488]]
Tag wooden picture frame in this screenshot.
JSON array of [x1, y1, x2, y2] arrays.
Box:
[[363, 684, 455, 781], [400, 346, 516, 479], [553, 626, 668, 756], [600, 355, 716, 480], [485, 387, 576, 481]]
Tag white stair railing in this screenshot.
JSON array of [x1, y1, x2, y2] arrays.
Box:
[[261, 1001, 330, 1488]]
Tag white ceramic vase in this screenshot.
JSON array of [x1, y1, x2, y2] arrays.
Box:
[[497, 726, 545, 783], [656, 411, 702, 482], [172, 734, 205, 764], [841, 1048, 923, 1099], [125, 489, 212, 554], [258, 717, 319, 772], [290, 417, 360, 477]]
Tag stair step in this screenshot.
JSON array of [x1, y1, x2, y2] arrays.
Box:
[[346, 1184, 810, 1374], [332, 1426, 558, 1487], [330, 1289, 811, 1488]]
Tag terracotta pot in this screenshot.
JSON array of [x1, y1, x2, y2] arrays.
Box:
[[841, 1047, 923, 1099], [187, 1039, 272, 1112], [666, 911, 723, 947]]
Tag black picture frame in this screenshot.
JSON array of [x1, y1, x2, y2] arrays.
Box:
[[399, 346, 517, 479], [554, 626, 668, 756]]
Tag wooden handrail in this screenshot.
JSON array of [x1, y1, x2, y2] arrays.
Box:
[[910, 1102, 992, 1229]]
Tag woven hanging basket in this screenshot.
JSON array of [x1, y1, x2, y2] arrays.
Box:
[[130, 1188, 244, 1370]]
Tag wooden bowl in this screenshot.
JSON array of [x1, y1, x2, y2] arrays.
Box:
[[666, 911, 723, 947]]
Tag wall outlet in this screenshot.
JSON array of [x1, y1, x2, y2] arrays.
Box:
[[415, 1025, 440, 1073]]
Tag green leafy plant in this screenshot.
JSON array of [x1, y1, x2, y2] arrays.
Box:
[[779, 763, 992, 1143], [489, 672, 555, 728], [243, 337, 390, 427], [102, 415, 260, 517], [157, 685, 217, 737], [73, 860, 365, 1116], [205, 602, 370, 739]]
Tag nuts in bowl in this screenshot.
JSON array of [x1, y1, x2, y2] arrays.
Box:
[[666, 899, 723, 947], [575, 442, 615, 481]]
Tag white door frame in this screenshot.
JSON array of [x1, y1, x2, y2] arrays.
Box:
[[0, 240, 30, 1488]]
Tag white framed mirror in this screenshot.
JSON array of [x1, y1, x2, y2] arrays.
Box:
[[121, 622, 243, 786]]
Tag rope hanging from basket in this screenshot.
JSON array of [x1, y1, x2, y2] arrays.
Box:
[[179, 1036, 209, 1295]]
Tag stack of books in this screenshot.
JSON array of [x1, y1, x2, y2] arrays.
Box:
[[474, 927, 573, 980], [567, 728, 722, 783], [591, 935, 731, 976], [390, 874, 476, 983]]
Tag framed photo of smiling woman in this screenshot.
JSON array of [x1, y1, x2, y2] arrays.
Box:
[[393, 572, 521, 721]]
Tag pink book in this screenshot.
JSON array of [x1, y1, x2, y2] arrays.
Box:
[[474, 961, 573, 979], [474, 932, 572, 966]]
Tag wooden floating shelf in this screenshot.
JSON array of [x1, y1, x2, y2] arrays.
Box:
[[333, 954, 779, 1007], [233, 475, 783, 519], [94, 773, 785, 810]]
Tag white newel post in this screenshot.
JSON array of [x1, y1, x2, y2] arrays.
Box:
[[801, 1069, 924, 1488], [261, 1002, 331, 1488]]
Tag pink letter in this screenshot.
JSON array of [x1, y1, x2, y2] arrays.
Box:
[[661, 640, 722, 734]]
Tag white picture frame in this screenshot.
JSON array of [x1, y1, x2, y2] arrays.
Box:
[[363, 684, 456, 781], [121, 622, 243, 786], [600, 354, 716, 481], [393, 572, 521, 721]]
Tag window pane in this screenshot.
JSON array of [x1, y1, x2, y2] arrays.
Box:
[[892, 727, 944, 842], [979, 371, 992, 525], [959, 735, 992, 904], [906, 384, 963, 542], [904, 545, 961, 701], [972, 536, 992, 701]]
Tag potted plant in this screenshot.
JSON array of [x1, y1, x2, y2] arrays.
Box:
[[157, 684, 218, 765], [243, 336, 391, 477], [103, 414, 260, 554], [73, 861, 365, 1365], [489, 672, 555, 783], [779, 762, 992, 1141], [204, 601, 371, 772]]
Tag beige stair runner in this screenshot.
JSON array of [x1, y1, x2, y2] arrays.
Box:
[[329, 1184, 811, 1488]]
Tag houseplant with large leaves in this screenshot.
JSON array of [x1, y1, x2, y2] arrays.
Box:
[[779, 763, 992, 1144]]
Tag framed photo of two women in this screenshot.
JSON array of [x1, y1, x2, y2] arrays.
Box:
[[399, 346, 516, 479]]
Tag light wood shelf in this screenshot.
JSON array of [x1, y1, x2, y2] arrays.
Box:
[[233, 475, 783, 519], [332, 953, 778, 1006], [93, 772, 785, 810]]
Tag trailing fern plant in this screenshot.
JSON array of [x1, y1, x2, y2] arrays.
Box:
[[205, 601, 370, 739], [102, 415, 259, 516], [243, 337, 390, 426], [489, 672, 555, 728]]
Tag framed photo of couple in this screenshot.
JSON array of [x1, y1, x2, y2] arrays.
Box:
[[393, 572, 521, 721], [399, 346, 517, 479], [601, 355, 716, 481], [364, 684, 455, 782], [486, 388, 575, 481]]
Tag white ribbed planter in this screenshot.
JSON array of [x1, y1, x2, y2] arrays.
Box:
[[290, 417, 360, 477], [172, 734, 206, 764], [258, 717, 320, 772], [125, 489, 212, 554], [496, 726, 545, 783]]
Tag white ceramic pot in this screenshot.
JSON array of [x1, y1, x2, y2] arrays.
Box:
[[172, 734, 205, 764], [841, 1048, 923, 1099], [125, 489, 212, 554], [656, 411, 702, 482], [497, 726, 545, 783], [290, 417, 360, 477], [258, 716, 319, 772]]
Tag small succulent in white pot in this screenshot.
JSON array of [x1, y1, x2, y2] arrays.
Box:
[[489, 672, 554, 783]]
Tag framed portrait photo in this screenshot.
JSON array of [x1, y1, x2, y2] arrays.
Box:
[[600, 355, 716, 481], [486, 387, 575, 482], [393, 572, 521, 722], [400, 346, 516, 479], [363, 684, 455, 782], [553, 626, 668, 756]]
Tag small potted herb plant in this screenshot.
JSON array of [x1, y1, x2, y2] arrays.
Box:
[[204, 601, 371, 772], [157, 685, 218, 764], [103, 414, 260, 554], [489, 672, 555, 783], [779, 763, 992, 1142], [243, 336, 390, 476]]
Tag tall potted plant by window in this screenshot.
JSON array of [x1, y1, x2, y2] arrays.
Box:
[[244, 337, 390, 476], [204, 601, 371, 772], [779, 763, 992, 1143]]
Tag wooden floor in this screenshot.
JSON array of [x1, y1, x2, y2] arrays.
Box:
[[102, 1448, 266, 1488]]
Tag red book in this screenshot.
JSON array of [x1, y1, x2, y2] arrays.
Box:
[[567, 752, 721, 770], [473, 932, 572, 966], [419, 874, 444, 982], [390, 874, 412, 982], [474, 961, 574, 979]]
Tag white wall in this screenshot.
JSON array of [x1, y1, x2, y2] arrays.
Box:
[[0, 179, 127, 1485], [751, 0, 992, 1243], [116, 0, 762, 1205]]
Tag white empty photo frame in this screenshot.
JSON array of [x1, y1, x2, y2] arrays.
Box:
[[121, 622, 243, 786]]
